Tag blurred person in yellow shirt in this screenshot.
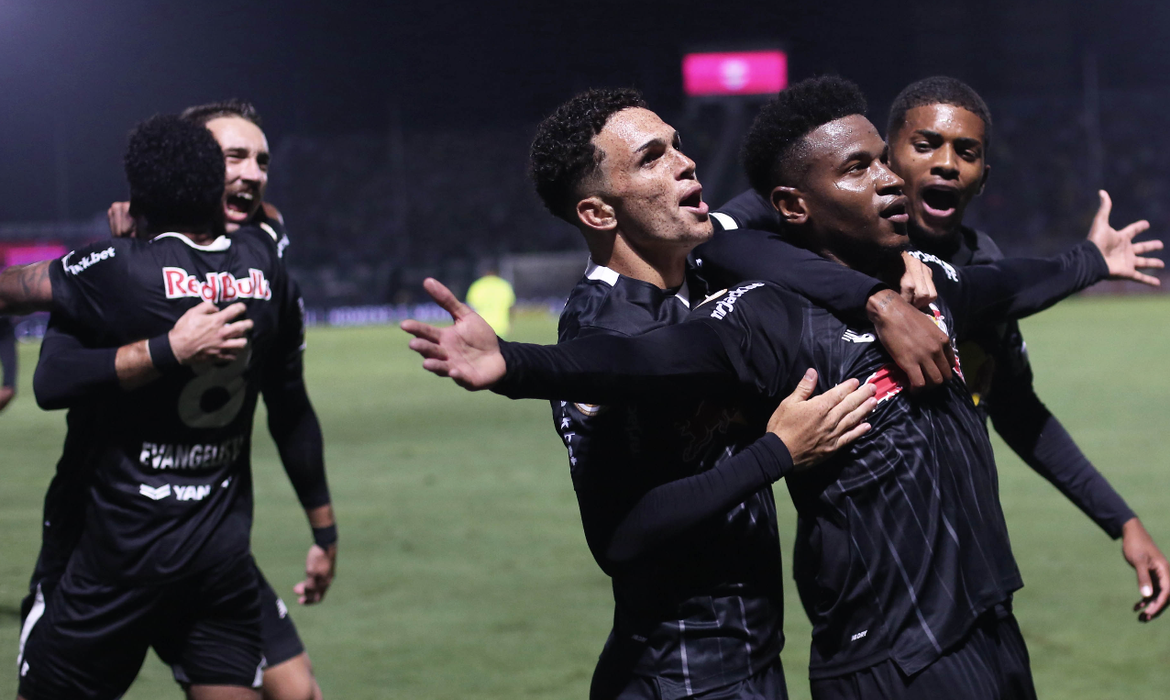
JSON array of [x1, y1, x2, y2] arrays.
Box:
[[466, 266, 516, 337]]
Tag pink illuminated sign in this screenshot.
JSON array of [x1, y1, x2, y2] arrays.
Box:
[[682, 50, 787, 97], [0, 243, 68, 267]]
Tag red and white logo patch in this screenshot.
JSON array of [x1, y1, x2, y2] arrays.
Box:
[[163, 267, 272, 303]]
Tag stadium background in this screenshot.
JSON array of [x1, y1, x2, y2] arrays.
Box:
[[1, 0, 1169, 697]]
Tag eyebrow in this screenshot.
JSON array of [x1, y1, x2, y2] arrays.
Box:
[[635, 131, 679, 154], [914, 129, 983, 148]]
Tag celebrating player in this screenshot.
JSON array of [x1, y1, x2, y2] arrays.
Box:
[[403, 77, 1162, 700], [700, 76, 1169, 628], [103, 99, 329, 700], [0, 115, 325, 700], [496, 87, 888, 698]]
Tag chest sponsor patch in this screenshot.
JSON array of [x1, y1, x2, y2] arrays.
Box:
[[864, 364, 909, 404], [163, 266, 272, 303]]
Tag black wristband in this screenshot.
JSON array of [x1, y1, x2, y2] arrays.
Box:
[[147, 334, 180, 372], [312, 524, 338, 549]]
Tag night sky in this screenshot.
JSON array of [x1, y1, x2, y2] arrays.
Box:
[[1, 0, 1169, 223]]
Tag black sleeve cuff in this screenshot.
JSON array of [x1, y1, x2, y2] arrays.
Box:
[[148, 334, 180, 372], [751, 432, 795, 482]]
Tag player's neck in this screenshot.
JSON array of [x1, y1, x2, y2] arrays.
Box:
[[590, 233, 688, 289], [908, 221, 963, 261]]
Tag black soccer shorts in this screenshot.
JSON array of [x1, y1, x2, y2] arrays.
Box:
[[18, 555, 264, 700], [809, 603, 1037, 700]]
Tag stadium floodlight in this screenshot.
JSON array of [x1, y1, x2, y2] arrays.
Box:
[[682, 50, 787, 97]]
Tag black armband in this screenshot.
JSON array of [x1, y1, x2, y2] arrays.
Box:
[[312, 524, 338, 548], [147, 334, 180, 372]]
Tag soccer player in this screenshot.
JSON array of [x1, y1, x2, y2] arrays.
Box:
[[409, 87, 891, 698], [698, 76, 1170, 626], [105, 99, 329, 700], [465, 265, 516, 337], [0, 114, 323, 700], [403, 77, 1161, 700], [0, 316, 15, 412], [884, 76, 1168, 620]]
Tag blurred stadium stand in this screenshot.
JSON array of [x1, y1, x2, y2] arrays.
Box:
[[2, 88, 1167, 325]]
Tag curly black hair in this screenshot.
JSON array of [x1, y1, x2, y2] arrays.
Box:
[[529, 88, 647, 223], [180, 99, 263, 127], [125, 114, 226, 231], [887, 76, 991, 151], [742, 76, 868, 196]]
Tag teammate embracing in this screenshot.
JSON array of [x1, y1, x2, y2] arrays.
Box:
[[403, 77, 1162, 700], [104, 99, 331, 700], [0, 114, 324, 700]]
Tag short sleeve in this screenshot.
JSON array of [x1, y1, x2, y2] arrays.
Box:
[[49, 240, 130, 330]]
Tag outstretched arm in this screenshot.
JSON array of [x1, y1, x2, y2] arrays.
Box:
[[403, 279, 739, 403], [0, 261, 53, 315]]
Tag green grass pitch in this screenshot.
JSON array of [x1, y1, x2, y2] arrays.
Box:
[[1, 296, 1169, 698]]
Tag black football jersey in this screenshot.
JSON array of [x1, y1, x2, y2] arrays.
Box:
[[47, 229, 302, 582], [554, 262, 784, 694], [496, 241, 1108, 680]]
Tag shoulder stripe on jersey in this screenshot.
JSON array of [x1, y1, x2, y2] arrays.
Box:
[[710, 212, 738, 230], [151, 232, 232, 252], [258, 222, 279, 243], [585, 259, 620, 286]]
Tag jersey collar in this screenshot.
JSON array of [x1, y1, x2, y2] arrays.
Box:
[[585, 258, 690, 308], [151, 232, 232, 252]]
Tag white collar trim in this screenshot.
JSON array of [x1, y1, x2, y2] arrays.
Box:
[[585, 259, 620, 286], [151, 232, 232, 252], [585, 258, 690, 307]]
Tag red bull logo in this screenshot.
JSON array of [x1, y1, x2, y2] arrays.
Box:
[[162, 267, 272, 303]]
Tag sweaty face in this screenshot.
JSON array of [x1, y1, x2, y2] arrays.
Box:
[[795, 114, 909, 271], [888, 104, 988, 245], [589, 107, 712, 254], [206, 116, 270, 232]]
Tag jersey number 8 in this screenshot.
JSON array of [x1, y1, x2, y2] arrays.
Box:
[[177, 349, 250, 429]]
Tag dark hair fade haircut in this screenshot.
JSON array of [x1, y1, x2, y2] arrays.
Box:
[[887, 76, 992, 150], [180, 99, 263, 128], [125, 114, 226, 231], [529, 88, 647, 223], [742, 75, 868, 197]]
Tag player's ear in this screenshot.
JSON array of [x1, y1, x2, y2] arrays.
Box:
[[977, 163, 991, 196], [772, 186, 807, 226], [577, 196, 618, 232]]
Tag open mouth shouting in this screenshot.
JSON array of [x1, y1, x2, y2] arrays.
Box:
[[920, 185, 961, 221], [224, 190, 258, 221]]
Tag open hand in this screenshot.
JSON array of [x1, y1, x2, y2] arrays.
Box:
[[401, 278, 506, 390], [768, 369, 877, 470], [1087, 190, 1164, 286], [169, 301, 252, 364]]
